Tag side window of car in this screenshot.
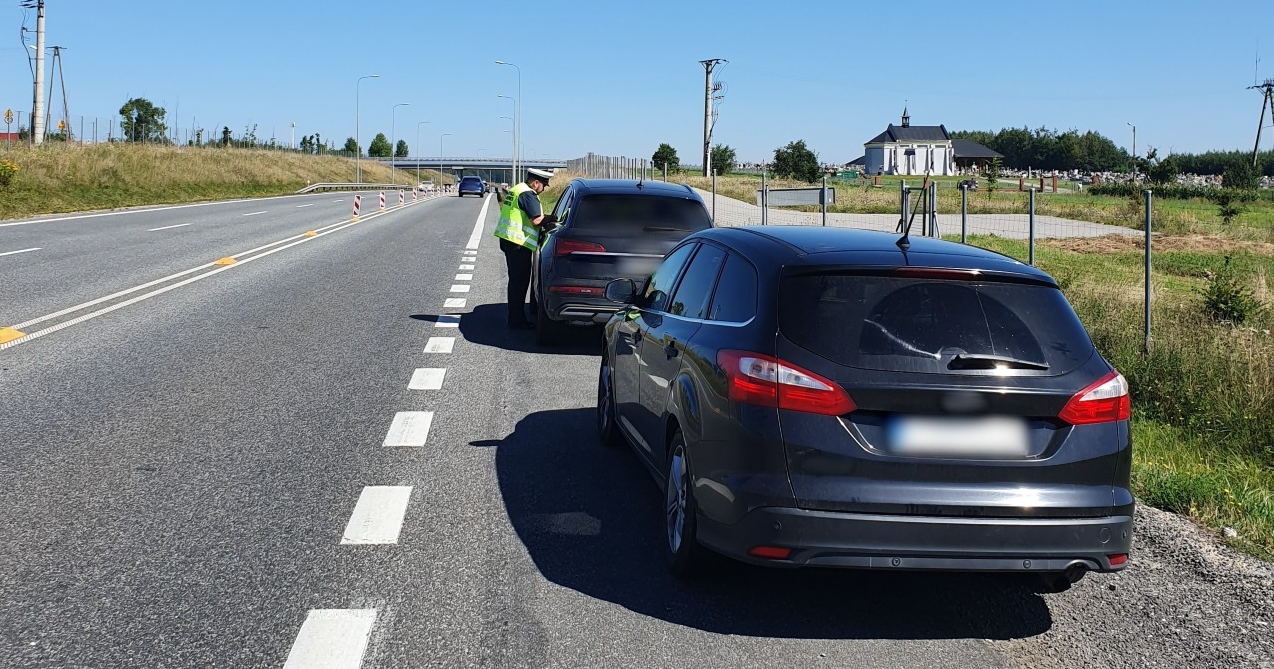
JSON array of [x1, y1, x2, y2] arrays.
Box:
[[707, 253, 759, 323], [552, 188, 574, 224], [667, 244, 726, 319], [643, 243, 697, 312]]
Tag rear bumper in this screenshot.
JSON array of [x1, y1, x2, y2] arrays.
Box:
[[696, 505, 1133, 573], [543, 290, 619, 324]]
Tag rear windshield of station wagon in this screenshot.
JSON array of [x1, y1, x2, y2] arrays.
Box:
[[778, 274, 1095, 375], [572, 195, 711, 234]]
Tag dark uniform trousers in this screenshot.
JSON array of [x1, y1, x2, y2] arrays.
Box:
[[500, 238, 534, 325]]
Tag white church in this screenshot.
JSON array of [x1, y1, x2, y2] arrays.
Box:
[[862, 108, 956, 176]]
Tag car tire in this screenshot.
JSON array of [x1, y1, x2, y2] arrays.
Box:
[[665, 430, 706, 578], [535, 299, 567, 346], [596, 356, 623, 447]]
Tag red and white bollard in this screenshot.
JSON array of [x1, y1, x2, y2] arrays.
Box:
[[352, 195, 362, 221], [379, 191, 386, 211], [412, 187, 418, 202], [398, 190, 405, 207]]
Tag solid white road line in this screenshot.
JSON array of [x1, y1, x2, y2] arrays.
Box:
[[0, 247, 41, 257], [449, 284, 470, 293], [341, 486, 413, 545], [455, 273, 473, 281], [443, 298, 466, 308], [0, 193, 330, 229], [465, 194, 492, 250], [424, 337, 454, 353], [408, 368, 447, 390], [459, 264, 474, 270], [434, 315, 460, 328], [147, 224, 191, 232], [383, 411, 433, 447], [243, 211, 268, 217], [283, 609, 378, 669]]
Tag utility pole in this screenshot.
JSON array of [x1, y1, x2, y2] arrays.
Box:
[[700, 58, 725, 177], [24, 0, 46, 146], [44, 45, 69, 141], [1249, 79, 1274, 167]]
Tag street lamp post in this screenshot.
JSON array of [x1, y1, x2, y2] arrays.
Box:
[[416, 121, 430, 185], [355, 74, 379, 184], [391, 102, 410, 185], [440, 132, 453, 193], [497, 94, 518, 179], [503, 128, 514, 184], [496, 61, 522, 179], [1127, 122, 1137, 181]]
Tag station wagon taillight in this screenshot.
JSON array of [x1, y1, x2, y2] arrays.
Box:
[[555, 239, 607, 255], [1059, 370, 1130, 425], [717, 351, 856, 416]]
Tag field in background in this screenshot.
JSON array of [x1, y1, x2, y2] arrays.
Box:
[[0, 143, 449, 220]]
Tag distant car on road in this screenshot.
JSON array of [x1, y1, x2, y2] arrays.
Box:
[[458, 176, 485, 197], [532, 178, 712, 345], [597, 226, 1133, 592]]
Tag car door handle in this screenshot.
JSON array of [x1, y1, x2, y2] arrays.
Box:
[[664, 343, 679, 358]]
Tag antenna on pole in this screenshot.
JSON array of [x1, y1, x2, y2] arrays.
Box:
[[1248, 78, 1274, 167]]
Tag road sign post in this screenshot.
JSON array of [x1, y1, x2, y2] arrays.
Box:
[[4, 109, 12, 153]]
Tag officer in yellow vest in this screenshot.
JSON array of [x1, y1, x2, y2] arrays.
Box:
[[494, 168, 556, 329]]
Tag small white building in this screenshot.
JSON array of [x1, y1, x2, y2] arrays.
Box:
[[862, 109, 955, 176]]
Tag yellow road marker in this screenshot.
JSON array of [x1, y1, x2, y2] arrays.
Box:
[[305, 230, 317, 237], [214, 257, 237, 266], [0, 326, 27, 344]]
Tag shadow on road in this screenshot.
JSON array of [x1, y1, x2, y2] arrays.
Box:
[[493, 407, 1055, 640], [449, 303, 601, 356]]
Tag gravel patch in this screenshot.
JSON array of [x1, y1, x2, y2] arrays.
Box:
[[994, 503, 1274, 668]]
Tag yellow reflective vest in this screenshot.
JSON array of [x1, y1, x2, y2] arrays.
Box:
[[494, 182, 541, 251]]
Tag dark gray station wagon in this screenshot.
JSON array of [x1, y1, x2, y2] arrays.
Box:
[[597, 226, 1133, 592]]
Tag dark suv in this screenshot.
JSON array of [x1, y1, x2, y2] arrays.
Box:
[[458, 176, 485, 197], [597, 226, 1133, 592], [532, 179, 712, 345]]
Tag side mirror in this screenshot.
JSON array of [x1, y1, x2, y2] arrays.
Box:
[[604, 278, 637, 304]]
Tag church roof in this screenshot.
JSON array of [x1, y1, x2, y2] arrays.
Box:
[[952, 139, 1002, 159], [866, 123, 951, 144]]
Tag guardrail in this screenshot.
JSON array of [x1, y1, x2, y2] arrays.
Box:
[[295, 182, 430, 194]]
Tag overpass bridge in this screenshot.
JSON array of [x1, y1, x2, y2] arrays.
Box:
[[373, 157, 569, 184]]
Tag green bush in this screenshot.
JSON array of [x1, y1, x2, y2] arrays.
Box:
[[0, 158, 17, 187], [1200, 259, 1263, 324]]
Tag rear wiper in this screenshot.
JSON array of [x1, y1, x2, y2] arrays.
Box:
[[948, 353, 1049, 370]]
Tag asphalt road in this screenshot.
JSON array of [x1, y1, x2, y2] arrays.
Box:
[[0, 193, 1068, 668]]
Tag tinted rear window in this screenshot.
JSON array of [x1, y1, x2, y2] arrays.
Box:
[[779, 275, 1093, 375], [572, 195, 711, 234]]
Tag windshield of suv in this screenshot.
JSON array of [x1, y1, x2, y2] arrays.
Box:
[[571, 195, 711, 234], [778, 274, 1094, 375]]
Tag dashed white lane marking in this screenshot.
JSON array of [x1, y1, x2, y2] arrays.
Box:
[[435, 315, 460, 328], [297, 203, 315, 208], [243, 211, 269, 217], [333, 199, 345, 203], [459, 264, 474, 270], [455, 273, 473, 281], [383, 411, 433, 447], [424, 337, 454, 353], [147, 224, 191, 232], [341, 486, 413, 545], [283, 609, 378, 669], [0, 247, 41, 257], [462, 255, 476, 261], [408, 368, 447, 390], [449, 284, 470, 293], [465, 194, 492, 249], [443, 298, 466, 308]]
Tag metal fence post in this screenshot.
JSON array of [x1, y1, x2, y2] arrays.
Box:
[[1144, 189, 1153, 354], [821, 175, 828, 226], [900, 183, 910, 233], [711, 170, 717, 221], [761, 165, 768, 226], [663, 163, 667, 182], [929, 182, 938, 237], [1028, 187, 1036, 266], [960, 183, 968, 244]]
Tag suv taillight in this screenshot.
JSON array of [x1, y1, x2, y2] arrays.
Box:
[[717, 350, 856, 416], [1059, 370, 1130, 425], [556, 239, 606, 255]]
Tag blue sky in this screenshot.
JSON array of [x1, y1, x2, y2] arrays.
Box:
[[2, 0, 1272, 164]]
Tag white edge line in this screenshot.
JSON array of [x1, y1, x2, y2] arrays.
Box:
[[243, 211, 269, 216], [0, 247, 41, 257], [147, 223, 191, 232], [0, 192, 339, 228], [465, 193, 492, 249]]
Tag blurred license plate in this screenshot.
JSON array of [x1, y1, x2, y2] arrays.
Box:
[[616, 257, 660, 275], [888, 415, 1028, 457]]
